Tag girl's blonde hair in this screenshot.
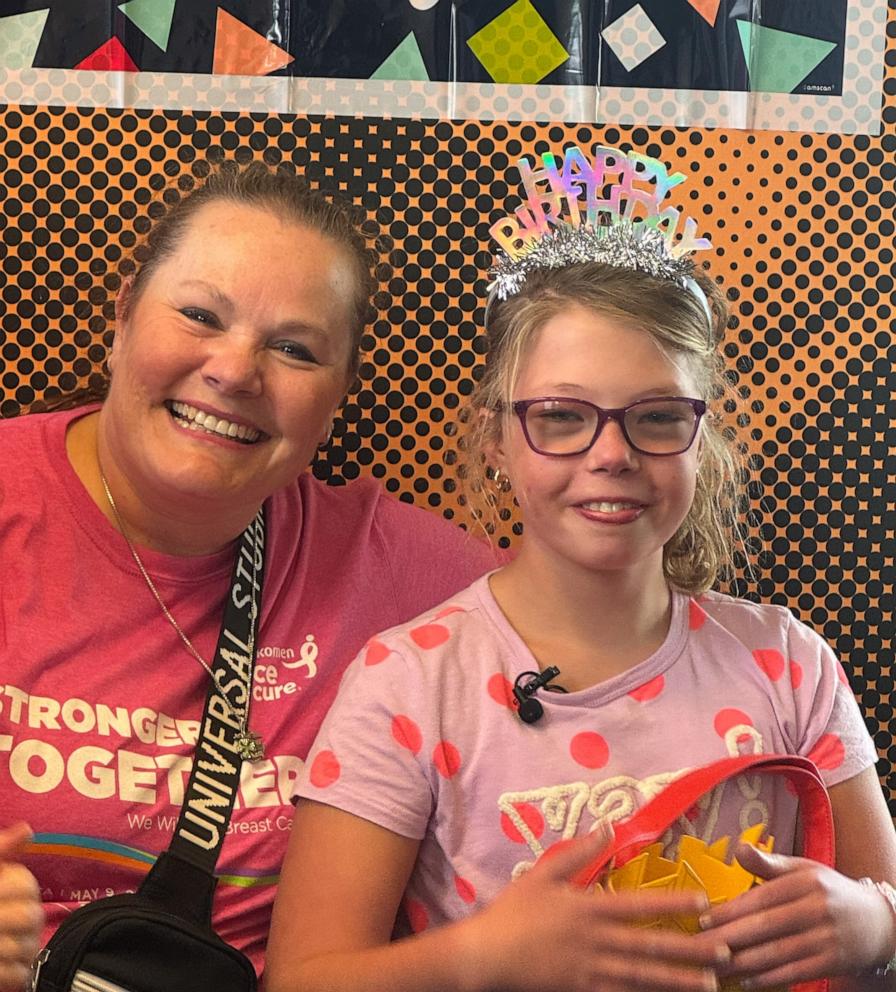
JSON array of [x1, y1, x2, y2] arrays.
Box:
[[461, 262, 746, 595]]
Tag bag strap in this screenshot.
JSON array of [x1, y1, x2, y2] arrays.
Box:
[[571, 754, 834, 890], [139, 507, 267, 919]]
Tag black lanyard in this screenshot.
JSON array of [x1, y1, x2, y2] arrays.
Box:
[[167, 507, 267, 874]]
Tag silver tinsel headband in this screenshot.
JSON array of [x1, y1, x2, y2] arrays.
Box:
[[487, 145, 714, 324]]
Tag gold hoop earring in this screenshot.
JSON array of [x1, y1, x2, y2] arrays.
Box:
[[493, 468, 511, 492]]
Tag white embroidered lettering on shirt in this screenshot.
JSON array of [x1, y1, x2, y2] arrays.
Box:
[[502, 748, 772, 880], [720, 724, 770, 828]]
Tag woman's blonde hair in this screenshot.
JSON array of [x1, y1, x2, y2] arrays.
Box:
[[461, 262, 746, 595]]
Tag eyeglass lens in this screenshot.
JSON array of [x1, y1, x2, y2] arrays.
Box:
[[524, 398, 699, 455]]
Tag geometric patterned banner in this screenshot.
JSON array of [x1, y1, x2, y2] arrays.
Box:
[[0, 0, 884, 133]]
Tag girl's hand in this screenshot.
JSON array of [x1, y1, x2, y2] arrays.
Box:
[[0, 824, 43, 992], [458, 824, 731, 992], [700, 844, 896, 989]]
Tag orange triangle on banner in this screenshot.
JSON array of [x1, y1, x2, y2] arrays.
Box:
[[212, 8, 294, 75], [75, 36, 139, 71], [688, 0, 721, 27]]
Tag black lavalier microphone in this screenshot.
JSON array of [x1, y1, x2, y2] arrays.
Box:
[[513, 666, 564, 724]]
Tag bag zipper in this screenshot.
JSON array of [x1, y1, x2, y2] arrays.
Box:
[[28, 948, 51, 992]]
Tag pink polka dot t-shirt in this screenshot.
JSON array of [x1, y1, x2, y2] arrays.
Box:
[[294, 576, 877, 935]]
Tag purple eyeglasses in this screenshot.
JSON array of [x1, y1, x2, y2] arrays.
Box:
[[509, 396, 707, 457]]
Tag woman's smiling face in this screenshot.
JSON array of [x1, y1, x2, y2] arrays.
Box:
[[494, 304, 703, 581], [101, 199, 357, 515]]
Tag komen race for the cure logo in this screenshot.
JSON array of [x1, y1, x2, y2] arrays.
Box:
[[0, 635, 319, 807], [253, 634, 319, 701]]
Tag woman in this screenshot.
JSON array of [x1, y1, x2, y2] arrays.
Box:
[[266, 146, 896, 992], [0, 162, 498, 989]]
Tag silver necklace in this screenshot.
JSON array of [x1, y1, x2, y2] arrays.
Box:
[[100, 471, 265, 762]]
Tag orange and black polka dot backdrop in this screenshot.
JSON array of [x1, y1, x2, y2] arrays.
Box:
[[1, 37, 895, 797]]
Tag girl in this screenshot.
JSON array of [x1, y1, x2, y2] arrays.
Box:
[[266, 148, 896, 992]]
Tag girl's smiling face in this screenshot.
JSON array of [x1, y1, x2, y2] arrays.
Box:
[[493, 303, 703, 581]]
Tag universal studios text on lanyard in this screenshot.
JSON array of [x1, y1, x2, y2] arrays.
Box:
[[30, 508, 267, 992]]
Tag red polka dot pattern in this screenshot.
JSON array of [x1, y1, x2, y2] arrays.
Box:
[[410, 624, 451, 650], [713, 708, 753, 738], [487, 672, 515, 709], [364, 639, 390, 666], [808, 734, 846, 771], [789, 660, 803, 690], [753, 649, 786, 682], [454, 875, 476, 904], [628, 675, 665, 702], [404, 898, 429, 933], [309, 749, 341, 788], [432, 740, 462, 778], [391, 714, 423, 754], [500, 802, 544, 844], [688, 600, 707, 631], [434, 606, 465, 619], [569, 731, 610, 769]]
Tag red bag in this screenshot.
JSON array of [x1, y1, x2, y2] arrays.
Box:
[[570, 754, 834, 992]]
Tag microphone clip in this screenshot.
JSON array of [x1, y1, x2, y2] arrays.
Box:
[[513, 666, 562, 725]]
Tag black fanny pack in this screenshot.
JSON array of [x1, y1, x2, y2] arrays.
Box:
[[30, 510, 267, 992], [30, 854, 257, 992]]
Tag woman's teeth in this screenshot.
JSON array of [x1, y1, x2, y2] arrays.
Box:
[[581, 501, 639, 513], [168, 402, 261, 443]]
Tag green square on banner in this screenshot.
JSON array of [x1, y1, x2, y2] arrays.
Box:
[[467, 0, 569, 85]]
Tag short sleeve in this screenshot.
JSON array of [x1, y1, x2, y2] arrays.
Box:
[[787, 615, 878, 787], [371, 493, 505, 620], [292, 642, 434, 840]]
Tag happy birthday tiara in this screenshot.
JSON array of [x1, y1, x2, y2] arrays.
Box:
[[487, 145, 714, 319]]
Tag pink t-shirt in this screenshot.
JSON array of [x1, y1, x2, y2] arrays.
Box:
[[296, 574, 877, 935], [0, 407, 499, 979]]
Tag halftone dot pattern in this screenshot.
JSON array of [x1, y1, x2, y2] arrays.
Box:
[[0, 36, 895, 802], [0, 63, 883, 132], [466, 0, 570, 85]]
